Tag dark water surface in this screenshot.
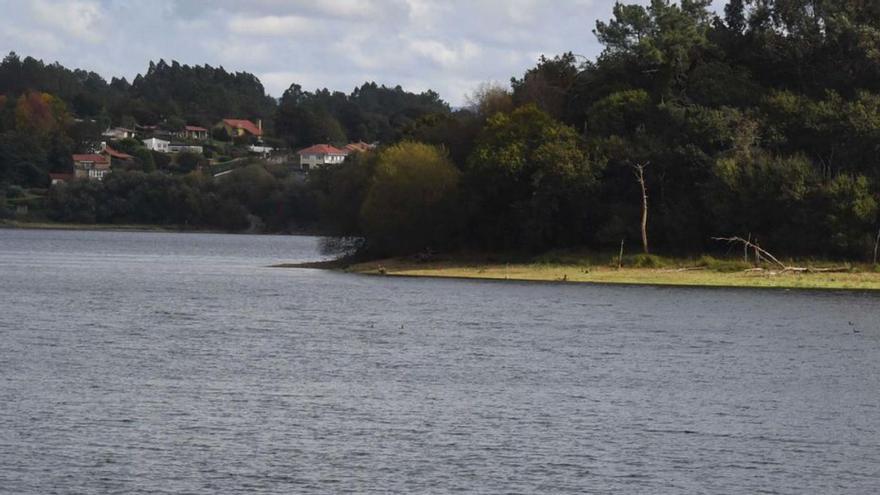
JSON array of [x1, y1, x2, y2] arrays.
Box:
[[1, 229, 879, 494]]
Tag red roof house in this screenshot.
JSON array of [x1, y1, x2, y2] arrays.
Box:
[[72, 154, 111, 180], [296, 144, 348, 170], [221, 119, 262, 137], [183, 125, 209, 140], [102, 145, 134, 161]]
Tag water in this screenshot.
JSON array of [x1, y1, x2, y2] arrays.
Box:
[[1, 229, 879, 494]]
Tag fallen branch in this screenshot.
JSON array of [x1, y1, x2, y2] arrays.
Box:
[[712, 236, 788, 270], [713, 236, 851, 274]]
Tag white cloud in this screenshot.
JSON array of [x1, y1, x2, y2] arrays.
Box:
[[407, 39, 482, 69], [0, 24, 62, 53], [30, 0, 104, 42], [228, 15, 311, 36]]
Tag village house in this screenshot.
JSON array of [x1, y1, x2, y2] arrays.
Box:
[[102, 127, 136, 140], [143, 137, 170, 152], [102, 144, 134, 163], [168, 143, 204, 154], [248, 144, 274, 157], [72, 154, 111, 180], [181, 125, 208, 141], [342, 141, 375, 154], [49, 172, 74, 185], [296, 144, 348, 170], [220, 118, 262, 138]]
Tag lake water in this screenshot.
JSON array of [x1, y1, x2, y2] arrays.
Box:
[[1, 229, 879, 494]]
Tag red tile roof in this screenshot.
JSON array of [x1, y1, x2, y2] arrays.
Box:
[[185, 125, 208, 132], [102, 146, 133, 160], [72, 154, 109, 163], [343, 142, 372, 153], [297, 144, 347, 156], [72, 154, 111, 169], [222, 119, 262, 136]]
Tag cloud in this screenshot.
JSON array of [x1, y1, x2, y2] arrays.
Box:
[[1, 0, 704, 105], [228, 15, 311, 36], [30, 0, 105, 42], [0, 24, 62, 53], [407, 39, 482, 69]]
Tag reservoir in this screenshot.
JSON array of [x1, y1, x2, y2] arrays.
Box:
[[1, 229, 878, 493]]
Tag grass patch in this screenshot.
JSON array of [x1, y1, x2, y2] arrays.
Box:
[[695, 255, 753, 272]]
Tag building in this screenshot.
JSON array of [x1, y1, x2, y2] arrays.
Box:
[[49, 172, 74, 185], [143, 137, 170, 152], [102, 127, 136, 140], [181, 125, 208, 141], [168, 143, 204, 154], [72, 154, 111, 180], [342, 141, 374, 154], [248, 144, 274, 157], [297, 144, 348, 170], [101, 144, 134, 162], [220, 118, 262, 138]]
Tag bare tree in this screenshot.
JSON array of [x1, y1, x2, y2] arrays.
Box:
[[874, 228, 880, 265], [465, 82, 514, 118], [633, 162, 650, 254]]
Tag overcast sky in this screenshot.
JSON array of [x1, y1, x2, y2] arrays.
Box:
[[0, 0, 723, 106]]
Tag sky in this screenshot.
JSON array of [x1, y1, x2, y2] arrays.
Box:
[[0, 0, 723, 106]]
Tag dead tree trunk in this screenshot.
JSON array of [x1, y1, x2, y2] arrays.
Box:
[[874, 228, 880, 265], [633, 163, 649, 254]]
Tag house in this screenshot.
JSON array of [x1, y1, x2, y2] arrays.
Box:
[[102, 127, 136, 140], [220, 118, 262, 138], [342, 141, 374, 154], [248, 144, 274, 157], [297, 144, 348, 170], [101, 144, 134, 162], [49, 172, 74, 185], [181, 125, 208, 141], [72, 154, 111, 180], [168, 143, 204, 154], [143, 137, 170, 152]]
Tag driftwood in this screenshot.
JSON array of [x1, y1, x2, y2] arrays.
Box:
[[712, 236, 849, 274]]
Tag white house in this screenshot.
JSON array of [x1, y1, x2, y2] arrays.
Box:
[[296, 144, 348, 170], [248, 144, 274, 157], [168, 143, 204, 154], [102, 127, 136, 140], [143, 137, 170, 153]]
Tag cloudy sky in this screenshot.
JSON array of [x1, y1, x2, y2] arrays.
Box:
[[0, 0, 721, 106]]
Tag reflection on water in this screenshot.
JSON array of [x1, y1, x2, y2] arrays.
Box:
[[1, 229, 879, 494]]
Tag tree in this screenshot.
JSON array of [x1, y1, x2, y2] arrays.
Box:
[[466, 105, 598, 250], [359, 142, 461, 254], [465, 82, 514, 118], [175, 151, 202, 173]]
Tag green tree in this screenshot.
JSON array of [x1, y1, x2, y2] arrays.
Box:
[[360, 142, 461, 254], [466, 105, 598, 250]]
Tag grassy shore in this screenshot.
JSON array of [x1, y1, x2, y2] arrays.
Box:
[[341, 253, 880, 291]]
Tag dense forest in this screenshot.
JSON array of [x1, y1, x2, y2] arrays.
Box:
[[3, 0, 880, 261], [316, 0, 880, 260]]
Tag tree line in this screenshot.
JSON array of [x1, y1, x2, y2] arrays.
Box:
[[314, 0, 880, 260], [4, 0, 880, 261]]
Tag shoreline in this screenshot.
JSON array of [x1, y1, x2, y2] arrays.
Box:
[[281, 256, 880, 292]]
